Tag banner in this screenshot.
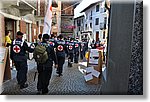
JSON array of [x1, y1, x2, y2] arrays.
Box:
[[42, 0, 52, 35]]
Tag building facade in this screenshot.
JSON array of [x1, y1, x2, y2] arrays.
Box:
[[61, 0, 80, 37], [0, 0, 58, 46], [74, 15, 84, 39], [74, 0, 109, 43], [36, 0, 59, 36], [0, 0, 37, 45]]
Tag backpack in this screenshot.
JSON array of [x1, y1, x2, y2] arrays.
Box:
[[33, 44, 48, 64]]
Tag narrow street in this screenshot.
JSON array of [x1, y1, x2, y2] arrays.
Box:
[[2, 59, 102, 95]]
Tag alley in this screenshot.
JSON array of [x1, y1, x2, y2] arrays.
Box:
[[2, 60, 102, 95]]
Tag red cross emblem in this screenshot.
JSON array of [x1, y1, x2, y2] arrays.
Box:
[[69, 46, 73, 50], [50, 42, 54, 46], [13, 45, 21, 53], [57, 45, 63, 51], [75, 44, 79, 48]]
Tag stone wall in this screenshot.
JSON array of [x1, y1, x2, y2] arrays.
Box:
[[128, 1, 143, 95], [0, 14, 5, 46]]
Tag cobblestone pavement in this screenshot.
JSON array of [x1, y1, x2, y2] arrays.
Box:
[[2, 60, 102, 95]]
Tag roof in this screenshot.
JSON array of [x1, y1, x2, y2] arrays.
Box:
[[74, 15, 84, 20], [80, 0, 102, 13]]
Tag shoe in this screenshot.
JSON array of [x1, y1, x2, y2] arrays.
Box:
[[42, 89, 48, 94], [56, 71, 59, 75], [20, 84, 28, 89], [37, 90, 42, 95], [59, 74, 63, 77]]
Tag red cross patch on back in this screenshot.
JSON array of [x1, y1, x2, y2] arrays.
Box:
[[13, 45, 21, 53], [57, 45, 63, 51], [75, 44, 79, 48], [69, 46, 73, 50]]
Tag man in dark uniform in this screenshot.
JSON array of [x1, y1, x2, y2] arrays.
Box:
[[35, 34, 58, 94], [49, 34, 56, 48], [67, 38, 75, 67], [91, 40, 96, 49], [65, 37, 70, 57], [10, 31, 34, 89], [74, 38, 80, 63], [55, 34, 67, 76]]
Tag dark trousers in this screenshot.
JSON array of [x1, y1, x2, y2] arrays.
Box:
[[68, 52, 73, 67], [57, 56, 65, 74], [14, 61, 28, 86], [74, 51, 79, 63], [68, 52, 73, 62], [80, 51, 84, 60], [37, 69, 52, 93]]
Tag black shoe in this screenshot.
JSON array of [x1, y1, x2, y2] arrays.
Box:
[[37, 90, 42, 95], [20, 84, 28, 89], [42, 89, 48, 94], [59, 74, 63, 77]]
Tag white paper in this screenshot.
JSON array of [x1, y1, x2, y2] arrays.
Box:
[[89, 49, 99, 65], [84, 73, 93, 81], [89, 58, 99, 65], [92, 70, 100, 78], [90, 49, 99, 57], [85, 67, 94, 73]]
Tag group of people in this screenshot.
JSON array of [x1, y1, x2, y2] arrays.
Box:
[[9, 31, 89, 94]]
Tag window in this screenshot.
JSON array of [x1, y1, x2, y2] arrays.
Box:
[[96, 5, 99, 12], [103, 31, 105, 39], [85, 24, 87, 30], [89, 11, 92, 20], [96, 31, 99, 41], [78, 27, 80, 31], [95, 18, 99, 25], [77, 20, 81, 26], [104, 17, 107, 24], [90, 23, 92, 28]]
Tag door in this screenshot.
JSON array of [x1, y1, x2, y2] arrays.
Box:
[[96, 31, 99, 41]]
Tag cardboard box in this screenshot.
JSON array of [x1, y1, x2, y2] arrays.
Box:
[[84, 49, 103, 85]]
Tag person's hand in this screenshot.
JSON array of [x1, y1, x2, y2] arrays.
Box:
[[55, 64, 58, 68]]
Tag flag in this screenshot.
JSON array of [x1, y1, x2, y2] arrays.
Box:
[[42, 0, 52, 35]]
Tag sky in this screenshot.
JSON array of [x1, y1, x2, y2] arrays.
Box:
[[74, 0, 102, 18]]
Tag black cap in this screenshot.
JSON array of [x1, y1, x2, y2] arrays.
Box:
[[17, 31, 24, 35], [43, 34, 50, 40], [59, 34, 63, 39]]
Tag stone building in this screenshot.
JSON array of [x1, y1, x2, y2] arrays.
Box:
[[36, 0, 59, 36], [74, 0, 109, 42], [0, 0, 58, 46], [0, 0, 37, 45], [61, 0, 80, 37]]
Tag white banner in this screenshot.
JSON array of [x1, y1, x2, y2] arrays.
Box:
[[42, 0, 52, 35]]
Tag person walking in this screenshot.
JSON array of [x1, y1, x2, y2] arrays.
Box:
[[33, 34, 58, 94], [74, 38, 80, 63], [10, 31, 34, 89], [55, 34, 67, 77], [67, 38, 75, 67]]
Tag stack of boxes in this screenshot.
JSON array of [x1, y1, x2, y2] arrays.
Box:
[[84, 49, 103, 84]]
